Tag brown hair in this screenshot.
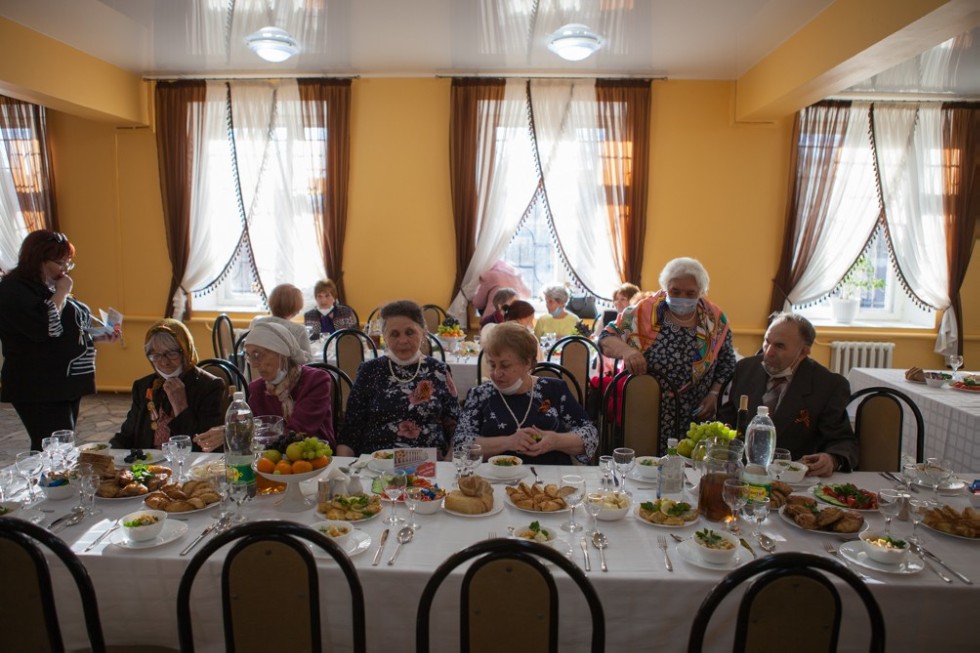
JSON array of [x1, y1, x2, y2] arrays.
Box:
[[484, 322, 539, 366], [313, 278, 339, 299], [9, 230, 75, 283], [380, 299, 425, 330], [502, 300, 535, 322], [613, 283, 640, 302], [267, 284, 304, 319]]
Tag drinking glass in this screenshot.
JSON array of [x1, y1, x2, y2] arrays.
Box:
[[921, 458, 948, 503], [465, 444, 483, 477], [946, 354, 963, 375], [169, 435, 192, 482], [585, 491, 605, 535], [772, 448, 791, 464], [161, 441, 175, 468], [78, 467, 101, 516], [67, 463, 93, 513], [405, 486, 422, 531], [598, 455, 616, 490], [15, 451, 43, 503], [613, 447, 635, 494], [452, 451, 467, 486], [877, 488, 904, 536], [560, 474, 585, 533], [749, 496, 770, 537], [908, 498, 929, 544], [51, 430, 76, 469], [900, 462, 918, 493], [227, 472, 249, 524], [383, 471, 407, 525], [41, 437, 59, 470], [722, 479, 748, 532], [210, 468, 233, 522]]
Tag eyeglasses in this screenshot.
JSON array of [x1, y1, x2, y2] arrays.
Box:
[[147, 350, 182, 363], [46, 232, 68, 244], [53, 259, 75, 272]]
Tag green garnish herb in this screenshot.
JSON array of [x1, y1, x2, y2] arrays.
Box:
[[640, 501, 655, 511], [882, 535, 907, 549], [131, 463, 151, 484], [666, 502, 692, 517], [695, 528, 724, 546]]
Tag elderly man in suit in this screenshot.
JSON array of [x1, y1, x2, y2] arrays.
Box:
[[718, 313, 858, 477]]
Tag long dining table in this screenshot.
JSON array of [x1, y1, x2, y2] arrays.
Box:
[[25, 454, 980, 652]]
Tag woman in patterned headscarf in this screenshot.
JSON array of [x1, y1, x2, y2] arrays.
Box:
[[111, 319, 226, 451]]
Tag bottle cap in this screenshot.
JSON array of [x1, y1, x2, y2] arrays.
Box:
[[233, 391, 245, 401], [756, 406, 769, 416]]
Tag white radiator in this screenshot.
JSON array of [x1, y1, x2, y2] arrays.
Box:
[[830, 341, 895, 376]]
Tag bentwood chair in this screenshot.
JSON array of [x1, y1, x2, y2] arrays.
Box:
[[421, 332, 446, 362], [531, 361, 584, 407], [547, 335, 605, 421], [848, 386, 925, 471], [323, 327, 378, 388], [177, 521, 366, 653], [421, 304, 448, 334], [602, 369, 677, 457], [198, 357, 250, 414], [232, 329, 251, 381], [417, 538, 604, 653], [306, 362, 354, 433], [688, 552, 885, 653], [212, 313, 236, 362]]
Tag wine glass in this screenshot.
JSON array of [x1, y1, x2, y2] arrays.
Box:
[[383, 471, 407, 525], [877, 489, 904, 536], [749, 496, 770, 538], [560, 474, 585, 533], [169, 435, 192, 482], [465, 444, 483, 477], [227, 471, 249, 524], [405, 486, 422, 531], [15, 451, 43, 503], [210, 468, 233, 522], [51, 430, 76, 469], [41, 437, 59, 470], [900, 462, 918, 493], [722, 479, 748, 532], [585, 491, 605, 535], [452, 451, 467, 486], [907, 498, 929, 544], [161, 441, 175, 469], [598, 455, 616, 490], [945, 354, 963, 375], [920, 458, 948, 503], [772, 448, 791, 464], [67, 463, 92, 513], [613, 447, 635, 494]]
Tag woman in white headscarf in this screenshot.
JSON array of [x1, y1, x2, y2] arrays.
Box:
[[194, 321, 334, 451]]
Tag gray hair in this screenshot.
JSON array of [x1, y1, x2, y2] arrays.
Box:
[[770, 312, 816, 347], [659, 257, 709, 295], [540, 283, 569, 306], [491, 287, 517, 310], [144, 332, 180, 357]]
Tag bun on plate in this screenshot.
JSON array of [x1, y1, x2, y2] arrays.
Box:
[[444, 475, 494, 514]]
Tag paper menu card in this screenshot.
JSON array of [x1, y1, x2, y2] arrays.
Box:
[[394, 448, 438, 477], [86, 307, 123, 336]]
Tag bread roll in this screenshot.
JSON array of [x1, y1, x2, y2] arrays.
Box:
[[445, 475, 494, 514]]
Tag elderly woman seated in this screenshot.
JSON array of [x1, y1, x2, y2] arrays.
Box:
[[303, 278, 357, 339], [335, 300, 459, 458], [533, 283, 580, 339], [111, 319, 226, 451], [195, 321, 334, 451], [454, 322, 597, 466], [251, 283, 313, 362]]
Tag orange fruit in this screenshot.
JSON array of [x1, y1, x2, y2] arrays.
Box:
[[292, 460, 313, 474], [310, 455, 330, 470], [256, 457, 276, 474], [274, 460, 293, 475]]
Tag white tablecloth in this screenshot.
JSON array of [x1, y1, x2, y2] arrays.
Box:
[[847, 368, 980, 469], [25, 455, 980, 652]]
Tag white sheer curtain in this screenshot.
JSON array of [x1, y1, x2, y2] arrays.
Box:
[[873, 103, 951, 352], [447, 80, 538, 323], [0, 157, 27, 271], [530, 79, 622, 297], [788, 103, 880, 306]]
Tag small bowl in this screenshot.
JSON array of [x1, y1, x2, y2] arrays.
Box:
[[120, 510, 167, 543], [487, 455, 524, 479], [859, 531, 908, 565], [312, 520, 353, 548], [924, 372, 951, 388], [371, 449, 394, 471], [634, 456, 660, 479], [594, 491, 632, 521], [771, 460, 808, 484], [412, 488, 447, 514], [513, 523, 557, 544], [40, 472, 75, 501], [692, 528, 739, 565]]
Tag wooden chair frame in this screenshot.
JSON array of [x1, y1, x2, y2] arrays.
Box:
[[421, 304, 448, 334]]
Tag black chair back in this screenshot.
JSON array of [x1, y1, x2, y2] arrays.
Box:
[[547, 335, 604, 421], [212, 313, 235, 361], [602, 369, 677, 457], [233, 329, 251, 381], [306, 362, 354, 433], [848, 386, 925, 469], [421, 304, 448, 333], [531, 361, 584, 406], [421, 332, 446, 362]]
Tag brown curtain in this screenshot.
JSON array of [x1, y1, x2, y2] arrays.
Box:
[[0, 95, 58, 232], [941, 103, 980, 355], [154, 80, 206, 318], [449, 78, 506, 304], [298, 79, 352, 301], [596, 79, 651, 286], [768, 100, 852, 316]]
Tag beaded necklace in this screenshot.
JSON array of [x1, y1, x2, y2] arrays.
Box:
[[495, 377, 536, 429], [388, 355, 423, 384]]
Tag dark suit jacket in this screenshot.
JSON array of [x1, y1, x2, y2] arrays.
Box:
[[718, 356, 858, 470]]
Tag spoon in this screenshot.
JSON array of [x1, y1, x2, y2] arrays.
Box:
[[50, 506, 85, 533], [592, 531, 608, 572], [756, 532, 776, 553], [387, 526, 414, 565], [530, 466, 541, 485]]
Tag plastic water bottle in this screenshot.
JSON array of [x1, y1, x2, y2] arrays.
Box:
[[744, 406, 776, 502], [224, 391, 256, 498], [658, 438, 685, 496]]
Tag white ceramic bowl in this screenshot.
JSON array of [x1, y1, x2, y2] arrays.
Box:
[[371, 449, 395, 471], [412, 489, 447, 514], [40, 472, 75, 501], [924, 372, 951, 388], [594, 491, 632, 521], [634, 457, 660, 479], [487, 455, 524, 479], [692, 528, 739, 565], [120, 510, 167, 543], [859, 531, 908, 565], [312, 520, 353, 548], [513, 523, 557, 544], [772, 460, 808, 484]]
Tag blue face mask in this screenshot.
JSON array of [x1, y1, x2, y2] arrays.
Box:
[[666, 296, 698, 316], [550, 306, 563, 318]]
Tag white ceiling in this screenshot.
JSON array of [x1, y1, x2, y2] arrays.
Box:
[[0, 0, 977, 97]]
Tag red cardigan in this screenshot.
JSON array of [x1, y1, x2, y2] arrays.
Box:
[[248, 366, 334, 444]]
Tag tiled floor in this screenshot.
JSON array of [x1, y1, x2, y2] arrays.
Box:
[[0, 393, 131, 467]]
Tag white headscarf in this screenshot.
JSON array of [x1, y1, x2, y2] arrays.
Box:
[[244, 321, 307, 368]]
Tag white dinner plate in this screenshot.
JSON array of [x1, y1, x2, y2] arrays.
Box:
[[142, 496, 221, 515], [479, 463, 530, 483], [0, 502, 44, 525], [503, 492, 571, 515], [443, 494, 505, 518], [109, 520, 188, 550], [808, 485, 879, 512], [920, 520, 980, 543], [315, 498, 383, 523], [778, 505, 868, 539], [675, 538, 748, 571], [113, 449, 163, 466], [311, 529, 372, 557], [838, 541, 924, 575], [626, 469, 659, 487], [634, 507, 698, 528], [785, 476, 819, 490]]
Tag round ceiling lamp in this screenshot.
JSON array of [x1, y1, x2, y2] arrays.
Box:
[[245, 26, 299, 63], [547, 23, 604, 62]]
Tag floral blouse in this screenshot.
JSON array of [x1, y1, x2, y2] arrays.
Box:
[[454, 377, 598, 465], [338, 356, 459, 456]]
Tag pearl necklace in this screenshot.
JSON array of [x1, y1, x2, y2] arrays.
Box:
[[495, 377, 536, 429], [388, 355, 423, 384]]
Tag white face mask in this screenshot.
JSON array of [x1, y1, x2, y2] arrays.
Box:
[[270, 367, 288, 385], [496, 377, 526, 395], [317, 306, 333, 316], [386, 349, 422, 365], [763, 347, 804, 379], [155, 364, 183, 380], [666, 296, 699, 315]]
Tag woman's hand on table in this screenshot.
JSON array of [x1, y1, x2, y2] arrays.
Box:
[[194, 426, 224, 453]]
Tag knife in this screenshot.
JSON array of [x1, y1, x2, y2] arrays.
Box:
[[579, 537, 591, 572], [179, 523, 215, 557], [739, 537, 757, 560], [911, 544, 952, 583], [84, 521, 119, 553], [916, 544, 972, 584], [372, 528, 390, 566]]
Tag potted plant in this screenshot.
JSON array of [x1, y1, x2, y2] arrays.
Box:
[[831, 255, 885, 324]]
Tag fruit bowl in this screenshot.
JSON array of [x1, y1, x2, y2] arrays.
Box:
[[436, 335, 464, 354], [253, 463, 330, 512]]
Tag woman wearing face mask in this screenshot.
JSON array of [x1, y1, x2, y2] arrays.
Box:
[[454, 323, 597, 465], [600, 257, 735, 447], [111, 319, 225, 451], [303, 278, 357, 339], [335, 300, 459, 458], [533, 283, 580, 339]]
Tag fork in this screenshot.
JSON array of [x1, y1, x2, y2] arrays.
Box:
[[488, 531, 497, 540], [823, 541, 870, 581], [657, 535, 673, 572]]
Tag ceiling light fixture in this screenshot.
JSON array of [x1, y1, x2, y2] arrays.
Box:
[[547, 23, 604, 62], [245, 26, 299, 63]]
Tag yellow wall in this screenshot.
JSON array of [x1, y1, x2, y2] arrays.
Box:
[[43, 78, 980, 393]]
